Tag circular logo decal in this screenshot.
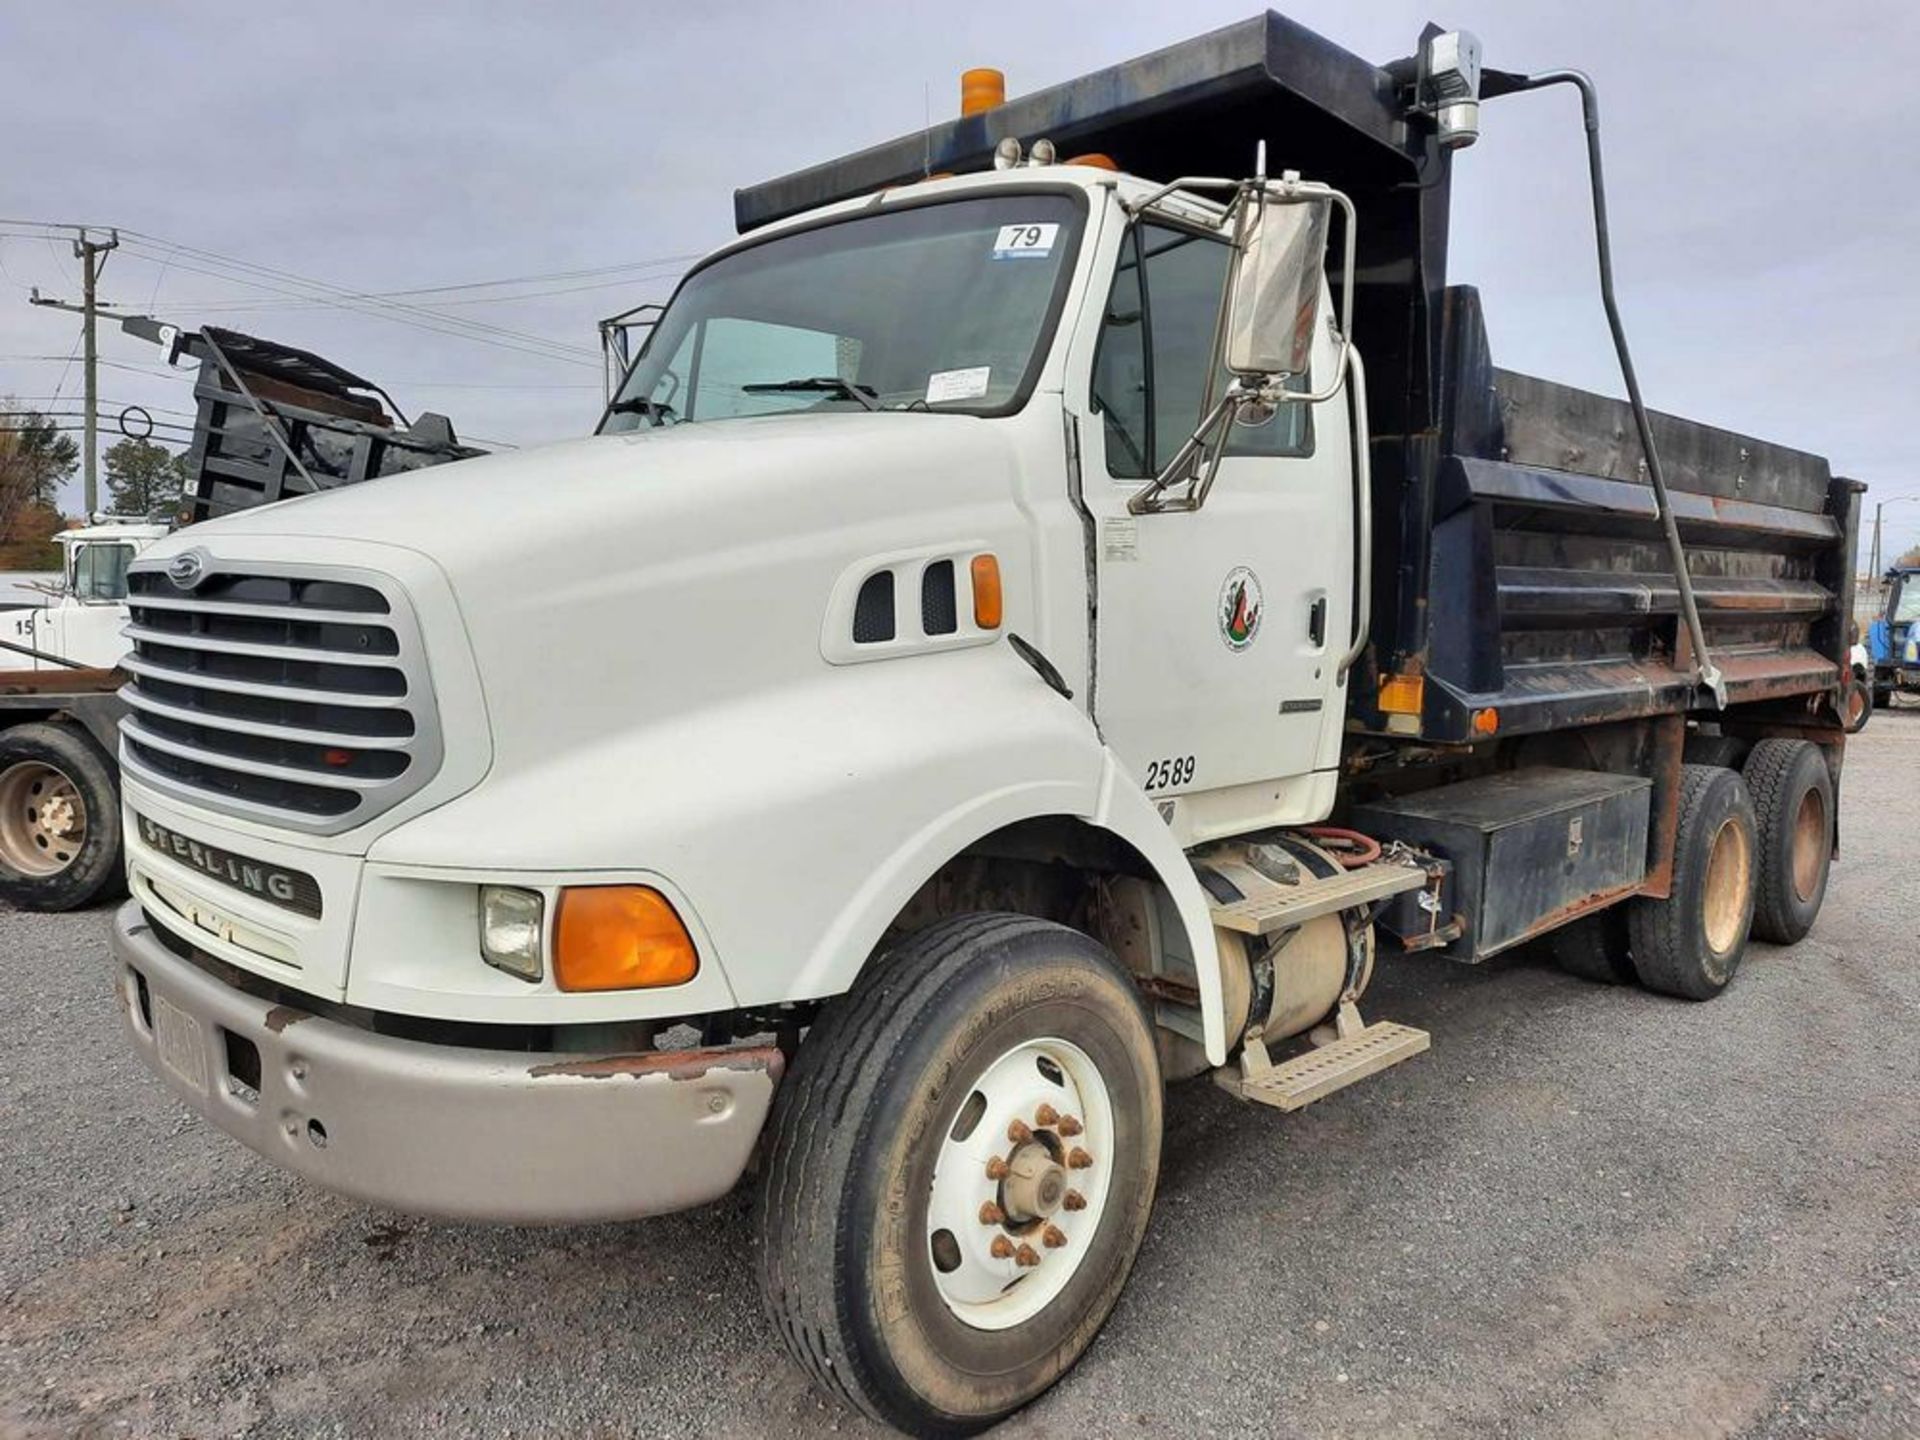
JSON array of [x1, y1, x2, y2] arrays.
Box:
[[1218, 566, 1263, 651], [167, 550, 207, 587]]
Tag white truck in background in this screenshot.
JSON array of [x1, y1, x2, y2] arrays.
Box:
[[3, 518, 169, 670], [107, 14, 1861, 1435]]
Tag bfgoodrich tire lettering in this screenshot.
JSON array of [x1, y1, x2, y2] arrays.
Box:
[[757, 913, 1162, 1436]]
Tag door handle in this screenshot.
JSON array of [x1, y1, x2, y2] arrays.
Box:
[[1308, 597, 1327, 648]]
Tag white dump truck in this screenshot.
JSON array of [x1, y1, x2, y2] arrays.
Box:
[[111, 14, 1860, 1434]]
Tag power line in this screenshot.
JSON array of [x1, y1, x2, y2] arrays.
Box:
[[113, 232, 600, 366], [167, 259, 695, 314]]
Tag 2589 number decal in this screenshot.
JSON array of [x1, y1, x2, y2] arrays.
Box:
[[1144, 756, 1196, 791]]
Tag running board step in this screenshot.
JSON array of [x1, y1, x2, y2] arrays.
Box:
[[1216, 1007, 1431, 1112], [1205, 857, 1430, 937]]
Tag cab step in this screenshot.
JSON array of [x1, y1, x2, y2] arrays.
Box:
[[1216, 1002, 1430, 1112], [1204, 856, 1429, 937]]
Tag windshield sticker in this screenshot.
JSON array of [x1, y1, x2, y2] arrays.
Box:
[[926, 366, 992, 404], [991, 223, 1059, 260]]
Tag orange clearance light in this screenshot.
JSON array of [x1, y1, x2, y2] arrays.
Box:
[[1064, 153, 1119, 171], [1378, 674, 1425, 715], [960, 68, 1006, 117], [970, 554, 1003, 630], [1471, 707, 1500, 736], [554, 886, 697, 992]]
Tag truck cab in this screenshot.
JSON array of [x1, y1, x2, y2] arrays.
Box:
[[5, 519, 168, 669]]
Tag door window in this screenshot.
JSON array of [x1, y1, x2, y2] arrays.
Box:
[[1092, 222, 1312, 479]]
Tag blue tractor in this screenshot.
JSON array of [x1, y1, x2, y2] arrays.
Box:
[[1869, 565, 1920, 709]]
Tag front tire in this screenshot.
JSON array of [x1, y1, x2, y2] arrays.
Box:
[[758, 914, 1162, 1436], [1627, 764, 1757, 1000]]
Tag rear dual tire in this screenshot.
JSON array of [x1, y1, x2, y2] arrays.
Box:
[[758, 914, 1161, 1437], [1743, 738, 1834, 945], [1628, 763, 1757, 1000]]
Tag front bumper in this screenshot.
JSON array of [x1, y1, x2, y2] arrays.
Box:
[[112, 901, 780, 1224]]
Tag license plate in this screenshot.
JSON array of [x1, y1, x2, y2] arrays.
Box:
[[152, 992, 208, 1093]]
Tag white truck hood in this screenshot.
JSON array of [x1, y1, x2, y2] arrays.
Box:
[[168, 411, 1042, 784]]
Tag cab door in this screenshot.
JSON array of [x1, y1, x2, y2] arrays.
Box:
[[1073, 217, 1353, 842]]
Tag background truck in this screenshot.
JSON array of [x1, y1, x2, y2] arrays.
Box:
[[108, 13, 1860, 1435], [1867, 565, 1919, 708], [0, 326, 474, 911]]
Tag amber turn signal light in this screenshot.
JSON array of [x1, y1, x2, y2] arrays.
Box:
[[971, 554, 1003, 630], [554, 885, 697, 992]]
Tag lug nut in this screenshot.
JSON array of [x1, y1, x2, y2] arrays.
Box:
[[1063, 1189, 1087, 1211], [1067, 1147, 1093, 1170], [1007, 1119, 1033, 1145], [985, 1156, 1011, 1181], [1057, 1114, 1084, 1137], [990, 1236, 1015, 1260], [1042, 1224, 1068, 1249], [979, 1201, 1006, 1226], [1034, 1103, 1060, 1127], [1014, 1243, 1041, 1268]]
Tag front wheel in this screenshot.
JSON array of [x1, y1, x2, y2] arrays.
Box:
[[757, 914, 1162, 1436]]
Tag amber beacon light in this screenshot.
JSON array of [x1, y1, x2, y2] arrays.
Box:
[[960, 68, 1006, 116], [554, 885, 698, 991]]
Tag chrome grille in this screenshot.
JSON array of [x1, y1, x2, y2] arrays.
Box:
[[120, 561, 441, 834]]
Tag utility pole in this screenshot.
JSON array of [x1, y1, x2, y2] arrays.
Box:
[[28, 227, 120, 517], [1869, 501, 1883, 584]]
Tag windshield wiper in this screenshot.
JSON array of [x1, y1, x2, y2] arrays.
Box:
[[606, 396, 679, 426], [740, 376, 881, 411]]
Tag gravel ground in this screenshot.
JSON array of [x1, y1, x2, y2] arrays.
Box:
[[2, 721, 1916, 1439]]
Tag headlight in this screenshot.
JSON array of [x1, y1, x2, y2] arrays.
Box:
[[479, 885, 545, 981]]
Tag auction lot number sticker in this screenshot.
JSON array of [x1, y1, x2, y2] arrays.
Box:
[[992, 223, 1059, 259]]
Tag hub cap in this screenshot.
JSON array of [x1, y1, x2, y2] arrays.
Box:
[[0, 761, 85, 878], [925, 1037, 1115, 1331], [1790, 786, 1828, 902], [1702, 815, 1753, 956]]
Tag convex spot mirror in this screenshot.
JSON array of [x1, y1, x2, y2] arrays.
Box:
[[1224, 195, 1330, 381]]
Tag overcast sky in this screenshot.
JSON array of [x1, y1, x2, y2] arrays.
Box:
[[4, 0, 1916, 559]]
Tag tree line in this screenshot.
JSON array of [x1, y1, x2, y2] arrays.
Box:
[[1, 400, 189, 568]]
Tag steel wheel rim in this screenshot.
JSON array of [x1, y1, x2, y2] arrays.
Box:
[[1790, 786, 1827, 902], [0, 760, 86, 877], [925, 1036, 1115, 1331], [1846, 685, 1867, 728], [1702, 815, 1752, 956]]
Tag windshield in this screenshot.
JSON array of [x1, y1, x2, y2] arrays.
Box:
[[1893, 579, 1920, 624], [602, 193, 1082, 430], [70, 543, 133, 602]]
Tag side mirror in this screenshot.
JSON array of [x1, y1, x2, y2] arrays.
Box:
[[1224, 194, 1330, 380]]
